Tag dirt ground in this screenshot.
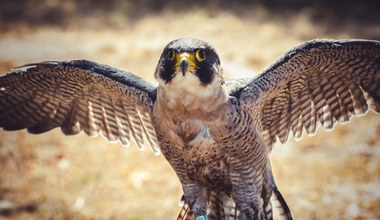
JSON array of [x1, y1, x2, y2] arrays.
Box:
[[0, 4, 380, 220]]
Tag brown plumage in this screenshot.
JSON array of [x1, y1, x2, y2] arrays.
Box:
[[0, 38, 379, 219]]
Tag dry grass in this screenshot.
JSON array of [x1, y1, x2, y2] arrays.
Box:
[[0, 8, 380, 219]]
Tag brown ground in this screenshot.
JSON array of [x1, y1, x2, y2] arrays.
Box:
[[0, 4, 380, 220]]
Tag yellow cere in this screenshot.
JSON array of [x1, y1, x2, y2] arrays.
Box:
[[175, 52, 197, 72]]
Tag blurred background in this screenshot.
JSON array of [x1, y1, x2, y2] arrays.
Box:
[[0, 0, 379, 219]]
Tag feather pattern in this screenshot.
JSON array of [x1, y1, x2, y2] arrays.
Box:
[[235, 39, 380, 149], [0, 60, 159, 153]]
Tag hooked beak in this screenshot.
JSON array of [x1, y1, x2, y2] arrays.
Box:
[[179, 56, 189, 76], [176, 53, 194, 76]]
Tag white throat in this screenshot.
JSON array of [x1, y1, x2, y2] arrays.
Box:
[[157, 71, 228, 114]]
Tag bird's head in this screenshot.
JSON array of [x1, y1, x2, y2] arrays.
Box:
[[154, 38, 227, 112], [155, 38, 223, 87]]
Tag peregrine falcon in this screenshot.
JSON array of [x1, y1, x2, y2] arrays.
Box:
[[0, 38, 379, 220]]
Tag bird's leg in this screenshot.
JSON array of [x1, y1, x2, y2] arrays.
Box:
[[182, 183, 208, 218], [230, 167, 266, 220], [233, 183, 264, 220]]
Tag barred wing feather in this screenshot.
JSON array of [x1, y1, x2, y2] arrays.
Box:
[[0, 60, 159, 154], [237, 39, 380, 149]]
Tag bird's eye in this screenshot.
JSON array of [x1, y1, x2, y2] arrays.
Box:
[[167, 49, 176, 61], [195, 49, 206, 62]]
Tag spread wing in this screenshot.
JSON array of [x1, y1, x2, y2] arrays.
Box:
[[234, 39, 380, 150], [0, 60, 160, 154]]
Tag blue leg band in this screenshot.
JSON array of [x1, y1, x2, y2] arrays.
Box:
[[196, 215, 208, 220]]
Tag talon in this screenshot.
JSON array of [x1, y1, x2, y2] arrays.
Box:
[[196, 215, 208, 220]]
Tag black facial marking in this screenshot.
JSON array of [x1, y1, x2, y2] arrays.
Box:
[[156, 38, 221, 85], [194, 47, 219, 85], [158, 48, 177, 84]]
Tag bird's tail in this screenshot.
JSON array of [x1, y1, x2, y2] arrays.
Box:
[[176, 195, 193, 220], [271, 185, 293, 220]]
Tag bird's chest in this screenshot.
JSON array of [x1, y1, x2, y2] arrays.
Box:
[[152, 92, 240, 188], [186, 151, 231, 189], [155, 117, 231, 187], [158, 118, 220, 155]]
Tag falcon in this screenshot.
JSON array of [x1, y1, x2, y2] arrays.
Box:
[[0, 38, 379, 220]]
